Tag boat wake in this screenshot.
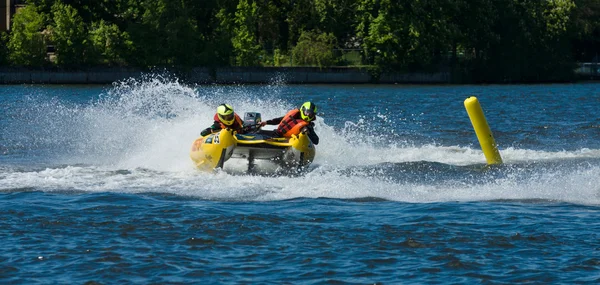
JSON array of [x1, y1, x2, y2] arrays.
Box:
[[2, 76, 600, 204]]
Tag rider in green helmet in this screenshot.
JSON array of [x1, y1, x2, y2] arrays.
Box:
[[261, 101, 319, 144]]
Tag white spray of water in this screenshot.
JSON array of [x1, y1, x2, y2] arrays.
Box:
[[2, 77, 600, 204]]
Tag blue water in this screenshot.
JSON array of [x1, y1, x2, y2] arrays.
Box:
[[1, 78, 600, 283]]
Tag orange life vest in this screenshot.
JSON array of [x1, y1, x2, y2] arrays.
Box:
[[276, 109, 309, 137], [214, 113, 244, 131]]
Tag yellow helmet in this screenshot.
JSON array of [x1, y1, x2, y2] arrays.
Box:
[[217, 104, 235, 125], [300, 101, 317, 122]]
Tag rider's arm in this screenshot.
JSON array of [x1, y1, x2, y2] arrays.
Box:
[[200, 121, 222, 136], [265, 117, 283, 125], [306, 123, 319, 145]]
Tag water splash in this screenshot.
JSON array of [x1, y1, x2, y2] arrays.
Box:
[[2, 77, 600, 204]]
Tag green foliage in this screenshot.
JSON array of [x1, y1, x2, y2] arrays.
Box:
[[336, 50, 363, 66], [313, 0, 358, 47], [253, 1, 280, 51], [356, 0, 402, 67], [292, 30, 336, 67], [0, 32, 9, 65], [125, 10, 163, 66], [163, 5, 200, 67], [199, 7, 235, 67], [3, 0, 598, 82], [287, 0, 319, 47], [49, 1, 89, 67], [89, 20, 133, 66], [126, 0, 203, 67], [189, 0, 238, 67], [544, 0, 576, 36], [7, 5, 47, 66], [273, 49, 289, 67], [474, 0, 576, 82], [232, 0, 261, 66], [356, 0, 450, 71], [569, 0, 600, 62]]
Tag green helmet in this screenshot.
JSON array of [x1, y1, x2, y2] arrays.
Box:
[[217, 104, 235, 125], [300, 101, 317, 122]]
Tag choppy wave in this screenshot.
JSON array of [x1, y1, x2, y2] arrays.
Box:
[[2, 77, 600, 204]]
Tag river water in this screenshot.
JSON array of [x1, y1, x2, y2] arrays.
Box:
[[1, 77, 599, 283]]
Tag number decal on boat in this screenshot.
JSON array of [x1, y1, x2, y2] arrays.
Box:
[[214, 135, 220, 144]]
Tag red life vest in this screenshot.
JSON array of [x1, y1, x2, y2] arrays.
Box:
[[214, 113, 244, 131], [276, 109, 309, 137]]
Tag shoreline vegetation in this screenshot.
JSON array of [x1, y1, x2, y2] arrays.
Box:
[[0, 1, 599, 84]]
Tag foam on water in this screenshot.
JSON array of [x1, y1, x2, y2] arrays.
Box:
[[2, 77, 600, 204]]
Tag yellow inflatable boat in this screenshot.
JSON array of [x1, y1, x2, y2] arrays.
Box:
[[190, 113, 316, 172]]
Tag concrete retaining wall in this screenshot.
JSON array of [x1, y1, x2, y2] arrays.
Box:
[[0, 67, 451, 84]]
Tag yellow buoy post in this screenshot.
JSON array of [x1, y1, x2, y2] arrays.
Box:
[[464, 96, 503, 165]]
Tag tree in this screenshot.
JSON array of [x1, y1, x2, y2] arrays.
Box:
[[313, 0, 358, 48], [569, 0, 600, 62], [89, 20, 133, 66], [125, 0, 202, 67], [231, 0, 261, 66], [7, 4, 47, 66], [481, 0, 576, 82], [0, 32, 9, 65], [160, 1, 201, 67], [449, 0, 497, 81], [356, 0, 409, 68], [292, 30, 336, 67], [287, 0, 319, 47], [210, 7, 236, 66], [49, 1, 90, 67]]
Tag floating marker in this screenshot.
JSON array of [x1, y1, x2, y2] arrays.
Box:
[[464, 96, 503, 165]]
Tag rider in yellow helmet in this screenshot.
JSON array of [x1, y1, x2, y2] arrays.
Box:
[[200, 104, 245, 136], [261, 101, 319, 144]]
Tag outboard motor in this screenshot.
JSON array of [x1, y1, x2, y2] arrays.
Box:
[[243, 112, 262, 133]]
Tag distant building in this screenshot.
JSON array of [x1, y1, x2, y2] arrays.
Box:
[[1, 0, 26, 32]]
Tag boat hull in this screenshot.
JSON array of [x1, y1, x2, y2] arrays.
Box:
[[190, 129, 316, 172], [190, 129, 237, 171]]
